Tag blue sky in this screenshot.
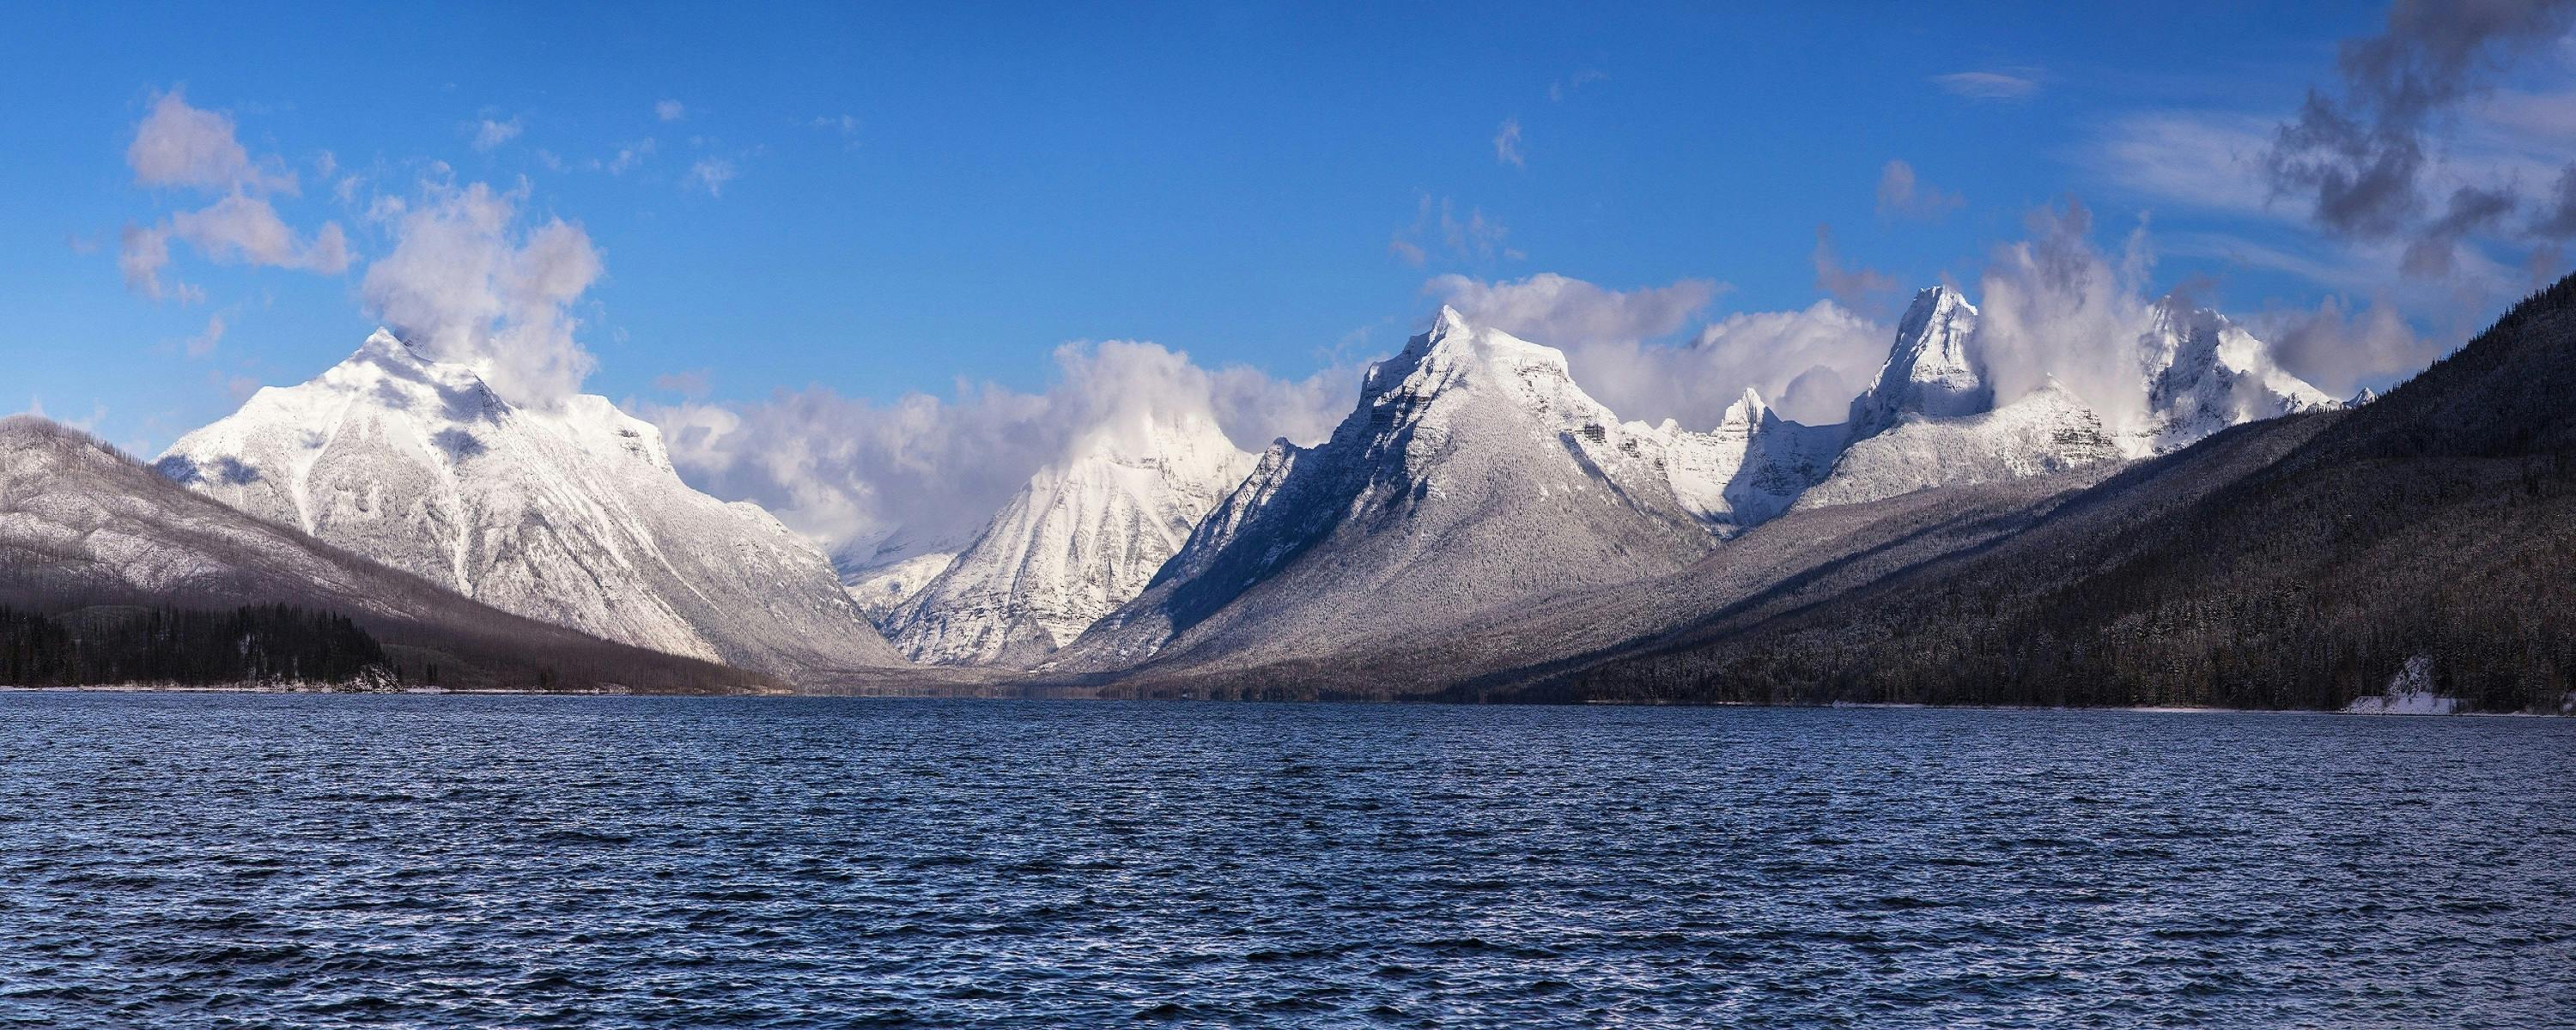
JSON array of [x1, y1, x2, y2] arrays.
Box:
[[7, 1, 2573, 550]]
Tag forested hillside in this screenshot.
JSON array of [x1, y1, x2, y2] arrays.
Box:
[[1527, 274, 2576, 712], [1, 604, 389, 688]]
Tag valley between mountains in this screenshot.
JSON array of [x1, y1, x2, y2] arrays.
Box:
[[6, 277, 2571, 711]]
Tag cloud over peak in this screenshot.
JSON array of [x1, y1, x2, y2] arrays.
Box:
[[640, 339, 1362, 564], [360, 180, 604, 406]]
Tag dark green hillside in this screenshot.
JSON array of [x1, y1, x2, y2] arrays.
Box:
[[1538, 275, 2576, 712]]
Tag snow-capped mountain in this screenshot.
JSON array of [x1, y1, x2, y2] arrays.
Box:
[[2129, 302, 2341, 455], [1848, 285, 1990, 435], [879, 409, 1256, 666], [844, 548, 961, 627], [0, 415, 775, 693], [1055, 306, 1833, 672], [155, 330, 904, 678], [1798, 286, 2336, 510], [1796, 380, 2118, 510]]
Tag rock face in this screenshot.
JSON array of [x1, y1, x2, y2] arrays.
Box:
[[155, 330, 902, 678], [878, 410, 1256, 666], [1055, 307, 1837, 673]]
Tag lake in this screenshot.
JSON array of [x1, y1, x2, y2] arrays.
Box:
[[2, 694, 2569, 1027]]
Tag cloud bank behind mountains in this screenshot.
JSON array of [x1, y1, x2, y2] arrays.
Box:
[[639, 341, 1364, 566]]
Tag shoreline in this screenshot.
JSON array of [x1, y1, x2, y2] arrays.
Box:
[[3, 683, 2561, 717]]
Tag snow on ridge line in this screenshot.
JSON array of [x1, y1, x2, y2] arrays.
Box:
[[155, 329, 904, 676]]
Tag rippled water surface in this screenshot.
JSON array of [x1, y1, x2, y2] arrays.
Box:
[[2, 694, 2571, 1027]]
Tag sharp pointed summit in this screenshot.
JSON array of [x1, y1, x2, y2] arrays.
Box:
[[1850, 285, 1989, 434]]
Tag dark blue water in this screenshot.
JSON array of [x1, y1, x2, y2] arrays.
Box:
[[1, 694, 2570, 1028]]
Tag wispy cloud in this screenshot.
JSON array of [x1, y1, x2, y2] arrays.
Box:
[[1932, 70, 2041, 100], [470, 118, 522, 152], [1811, 225, 1900, 312], [1547, 69, 1607, 103], [653, 368, 712, 398], [1388, 193, 1520, 266], [1427, 272, 1722, 347], [1874, 160, 1963, 221], [118, 89, 349, 303], [126, 88, 295, 194], [655, 100, 686, 122], [1493, 117, 1525, 167], [811, 114, 861, 149], [1432, 271, 1883, 427], [182, 313, 225, 359], [685, 157, 738, 197]]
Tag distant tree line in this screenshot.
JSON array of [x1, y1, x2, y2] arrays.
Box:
[[0, 603, 392, 687]]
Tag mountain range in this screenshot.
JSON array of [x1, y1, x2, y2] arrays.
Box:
[[10, 274, 2565, 711]]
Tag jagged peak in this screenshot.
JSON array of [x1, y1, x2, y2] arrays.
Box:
[[1721, 386, 1771, 427], [1852, 283, 1990, 430], [1902, 283, 1976, 324], [2348, 386, 2381, 407]]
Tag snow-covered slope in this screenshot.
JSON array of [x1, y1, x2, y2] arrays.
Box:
[[2129, 303, 2341, 456], [1800, 287, 2336, 511], [155, 330, 904, 678], [0, 415, 775, 693], [1054, 307, 1834, 672], [1848, 285, 1990, 434], [882, 409, 1256, 666], [1796, 381, 2118, 510], [845, 549, 959, 627]]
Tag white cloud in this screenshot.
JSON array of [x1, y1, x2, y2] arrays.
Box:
[[184, 313, 225, 359], [811, 114, 861, 149], [1874, 160, 1963, 221], [1573, 302, 1890, 427], [685, 157, 738, 197], [1389, 194, 1518, 265], [1427, 272, 1721, 346], [1426, 271, 1883, 427], [118, 88, 349, 302], [1493, 118, 1525, 167], [604, 138, 655, 175], [1932, 70, 2041, 100], [470, 118, 523, 152], [1548, 70, 1607, 102], [2254, 294, 2450, 397], [637, 341, 1363, 564], [167, 194, 350, 273], [2084, 112, 2281, 219], [656, 100, 686, 122], [359, 179, 604, 405], [126, 88, 295, 194], [118, 224, 197, 302], [1968, 199, 2163, 431], [1812, 225, 1900, 311], [653, 368, 712, 397]]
